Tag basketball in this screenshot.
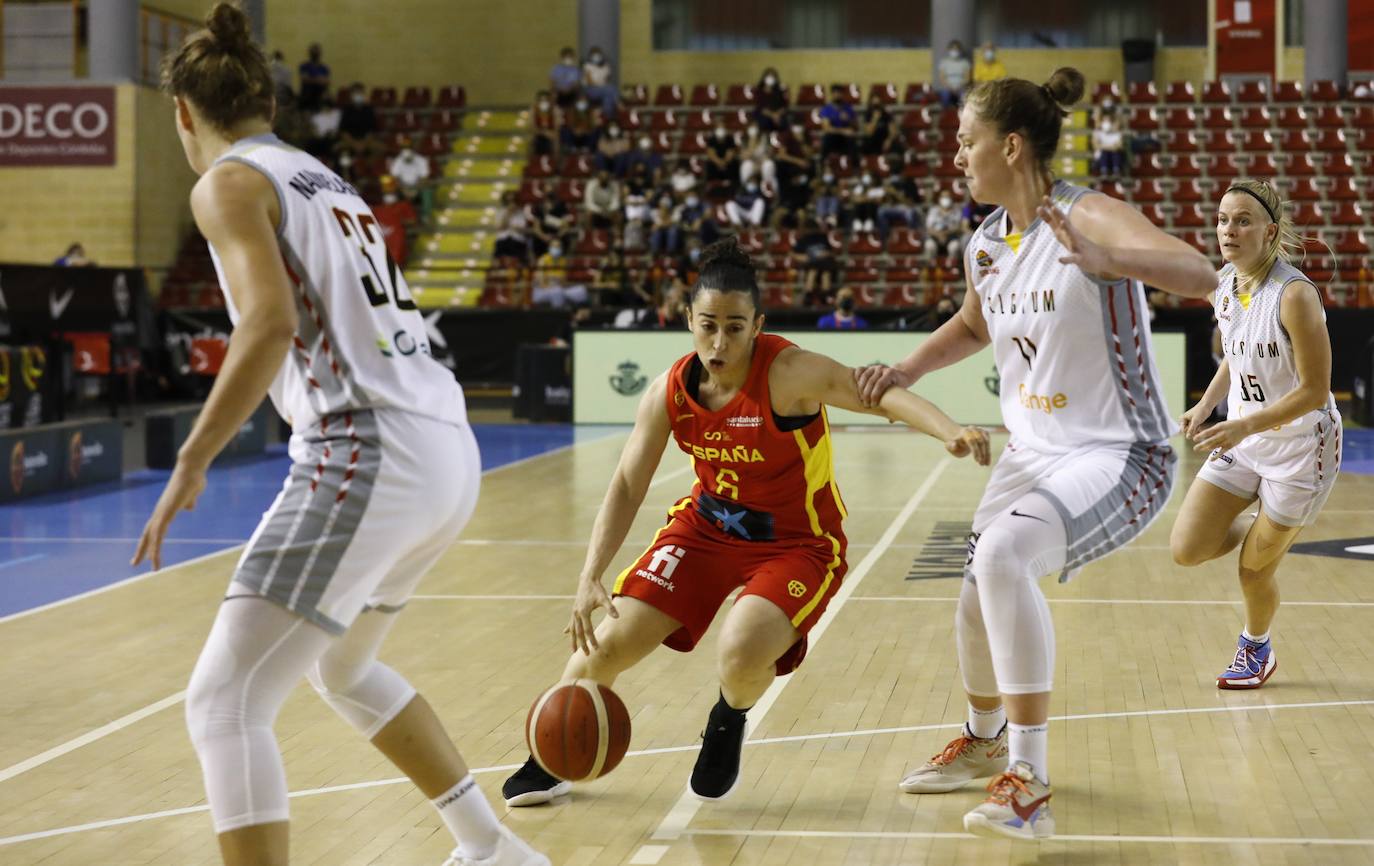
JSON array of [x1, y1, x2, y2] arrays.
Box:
[[525, 679, 631, 781]]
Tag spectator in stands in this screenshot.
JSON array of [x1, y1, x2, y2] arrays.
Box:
[[849, 171, 884, 234], [269, 50, 293, 103], [533, 241, 589, 307], [372, 175, 417, 266], [923, 189, 963, 258], [339, 83, 379, 154], [738, 124, 776, 188], [754, 67, 789, 131], [819, 85, 858, 159], [528, 187, 575, 258], [389, 138, 431, 218], [622, 174, 652, 250], [297, 43, 329, 110], [725, 178, 767, 227], [306, 95, 341, 158], [1093, 115, 1126, 177], [704, 125, 739, 192], [272, 97, 313, 150], [860, 95, 900, 157], [774, 122, 815, 212], [794, 217, 838, 305], [333, 146, 357, 182], [813, 170, 841, 228], [973, 42, 1006, 83], [876, 180, 919, 240], [669, 158, 698, 196], [596, 120, 631, 175], [531, 90, 560, 157], [584, 168, 622, 231], [622, 135, 664, 186], [493, 190, 533, 263], [595, 248, 652, 309], [549, 46, 582, 108], [653, 282, 687, 329], [648, 197, 681, 255], [936, 40, 971, 107], [560, 96, 599, 153], [677, 190, 718, 246], [1090, 93, 1123, 129], [582, 46, 618, 119], [817, 288, 869, 330], [53, 242, 93, 266], [960, 198, 997, 244]]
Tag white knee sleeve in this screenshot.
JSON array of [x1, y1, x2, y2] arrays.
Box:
[[969, 497, 1067, 695], [307, 609, 416, 739], [185, 594, 333, 833], [955, 572, 1000, 698]]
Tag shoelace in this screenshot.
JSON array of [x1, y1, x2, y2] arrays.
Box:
[[931, 735, 975, 766], [1226, 644, 1256, 674], [985, 770, 1032, 805]]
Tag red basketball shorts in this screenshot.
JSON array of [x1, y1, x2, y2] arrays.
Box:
[[611, 516, 846, 674]]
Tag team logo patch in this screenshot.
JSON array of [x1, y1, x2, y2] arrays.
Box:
[[725, 415, 763, 428], [1209, 449, 1234, 467], [674, 390, 686, 406], [610, 360, 647, 396], [787, 579, 807, 598], [975, 248, 999, 278]]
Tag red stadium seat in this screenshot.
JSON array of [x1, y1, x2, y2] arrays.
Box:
[[1352, 106, 1374, 128], [388, 110, 422, 133], [769, 230, 799, 256], [1163, 107, 1196, 130], [416, 131, 450, 157], [1127, 81, 1158, 103], [869, 82, 899, 105], [1200, 81, 1231, 104], [370, 86, 398, 108], [837, 83, 862, 103], [436, 85, 466, 108], [721, 108, 750, 131], [620, 83, 649, 106], [523, 154, 555, 178], [1182, 129, 1214, 151], [1329, 177, 1361, 201], [1173, 178, 1206, 202], [1326, 152, 1358, 177], [1136, 179, 1167, 202], [647, 130, 673, 153], [1093, 80, 1122, 102], [1234, 80, 1269, 104], [1223, 129, 1265, 151], [689, 84, 720, 106], [428, 109, 460, 132], [1141, 203, 1169, 225], [887, 228, 925, 254], [1172, 203, 1207, 227], [1287, 153, 1323, 177], [402, 86, 432, 108], [1289, 201, 1323, 226], [844, 266, 882, 284], [1133, 153, 1170, 178], [1176, 154, 1211, 177], [1336, 227, 1372, 254], [617, 108, 644, 131], [827, 154, 857, 178], [1273, 106, 1307, 129], [574, 229, 610, 255], [1272, 80, 1304, 103], [1309, 80, 1343, 102], [795, 83, 827, 106], [560, 154, 594, 178], [1199, 106, 1232, 130], [1289, 177, 1323, 201], [654, 84, 684, 106], [650, 109, 679, 131], [903, 82, 936, 105], [1248, 153, 1283, 175], [933, 155, 961, 177], [1234, 107, 1268, 128], [1126, 106, 1157, 132], [555, 179, 586, 205], [1098, 179, 1134, 200], [724, 83, 756, 106], [1330, 201, 1366, 226], [1164, 81, 1196, 103], [736, 228, 767, 254], [848, 233, 884, 255], [683, 108, 713, 131], [1302, 128, 1347, 151], [1312, 106, 1345, 128], [678, 131, 707, 154]]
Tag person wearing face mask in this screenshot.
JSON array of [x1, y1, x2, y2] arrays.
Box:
[[819, 84, 858, 159], [671, 158, 699, 196], [1092, 116, 1125, 177], [678, 191, 715, 245], [849, 172, 884, 234], [581, 46, 618, 119], [584, 168, 623, 231], [705, 125, 740, 191], [937, 40, 972, 108], [774, 123, 815, 211], [813, 171, 840, 227], [306, 95, 341, 158], [725, 177, 768, 227], [533, 239, 589, 308], [793, 216, 839, 305], [817, 287, 869, 330], [1171, 178, 1340, 693], [753, 67, 789, 131], [530, 89, 559, 157], [560, 96, 600, 153], [623, 134, 664, 185], [973, 42, 1006, 84], [924, 189, 964, 259], [596, 121, 630, 176], [389, 138, 432, 214], [738, 124, 777, 188], [372, 175, 417, 266], [338, 83, 379, 155], [549, 46, 582, 108], [296, 43, 329, 110]]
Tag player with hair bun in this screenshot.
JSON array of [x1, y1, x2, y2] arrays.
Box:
[[857, 68, 1218, 839], [503, 236, 990, 807]]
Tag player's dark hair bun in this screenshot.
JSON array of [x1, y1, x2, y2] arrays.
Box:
[[692, 237, 762, 310], [1043, 67, 1086, 110], [205, 2, 253, 53]]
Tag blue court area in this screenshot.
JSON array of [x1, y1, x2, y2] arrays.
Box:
[[0, 424, 619, 618]]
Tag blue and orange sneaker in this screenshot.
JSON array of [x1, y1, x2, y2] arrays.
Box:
[[1217, 633, 1276, 689]]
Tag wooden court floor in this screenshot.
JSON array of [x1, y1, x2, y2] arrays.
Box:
[[2, 429, 1373, 866]]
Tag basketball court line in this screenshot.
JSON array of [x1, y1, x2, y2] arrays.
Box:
[[635, 457, 955, 863], [678, 828, 1374, 847], [3, 696, 1372, 849]]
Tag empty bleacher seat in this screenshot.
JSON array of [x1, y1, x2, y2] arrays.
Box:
[[1164, 81, 1196, 103], [437, 85, 466, 108], [795, 83, 827, 106], [403, 86, 432, 108], [1272, 81, 1305, 103], [690, 84, 720, 106]]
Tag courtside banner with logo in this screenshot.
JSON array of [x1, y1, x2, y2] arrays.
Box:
[[0, 86, 117, 166], [574, 331, 1186, 426], [0, 418, 122, 502]]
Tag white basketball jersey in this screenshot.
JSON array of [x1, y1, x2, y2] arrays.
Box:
[[967, 181, 1177, 453], [207, 133, 466, 433], [1214, 260, 1337, 439]]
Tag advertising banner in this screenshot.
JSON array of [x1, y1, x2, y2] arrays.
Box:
[[0, 418, 121, 502], [145, 401, 273, 469], [573, 331, 1186, 426], [0, 86, 117, 166]]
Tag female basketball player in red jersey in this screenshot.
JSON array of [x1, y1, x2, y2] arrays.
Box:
[[132, 6, 545, 865], [503, 238, 990, 806], [855, 68, 1217, 840]]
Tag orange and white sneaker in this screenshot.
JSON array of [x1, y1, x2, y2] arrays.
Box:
[[963, 761, 1055, 841], [898, 725, 1008, 793]]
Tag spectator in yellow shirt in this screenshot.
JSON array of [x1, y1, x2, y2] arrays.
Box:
[[973, 42, 1007, 83]]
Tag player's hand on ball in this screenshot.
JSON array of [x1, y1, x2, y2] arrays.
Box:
[[946, 426, 991, 465], [1191, 418, 1252, 456], [567, 577, 617, 655]]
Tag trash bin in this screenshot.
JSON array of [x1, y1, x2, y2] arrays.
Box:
[[1122, 39, 1156, 85], [514, 344, 572, 422]]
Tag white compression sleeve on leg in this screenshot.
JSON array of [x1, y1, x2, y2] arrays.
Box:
[[307, 608, 417, 739], [955, 571, 1001, 699]]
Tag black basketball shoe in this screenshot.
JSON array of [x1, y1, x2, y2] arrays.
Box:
[[689, 694, 749, 800], [502, 756, 572, 807]]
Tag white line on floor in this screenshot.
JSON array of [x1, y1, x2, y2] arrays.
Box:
[[0, 691, 187, 784], [3, 697, 1370, 848], [679, 828, 1374, 847], [636, 458, 955, 864]]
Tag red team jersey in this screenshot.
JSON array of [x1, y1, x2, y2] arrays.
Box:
[[613, 334, 848, 673]]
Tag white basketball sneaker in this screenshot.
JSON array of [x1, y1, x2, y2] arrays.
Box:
[[443, 826, 550, 866]]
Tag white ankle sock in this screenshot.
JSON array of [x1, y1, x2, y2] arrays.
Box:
[[1007, 722, 1049, 784], [433, 774, 501, 859], [966, 704, 1006, 739], [1242, 629, 1270, 645]]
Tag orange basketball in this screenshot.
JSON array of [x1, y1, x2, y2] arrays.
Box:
[[525, 679, 631, 781]]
